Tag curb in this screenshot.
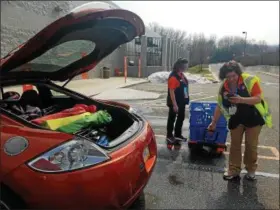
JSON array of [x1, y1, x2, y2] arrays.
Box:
[[208, 65, 219, 82], [87, 80, 149, 98], [118, 80, 150, 88], [257, 71, 279, 78], [92, 91, 161, 101], [94, 95, 161, 101]]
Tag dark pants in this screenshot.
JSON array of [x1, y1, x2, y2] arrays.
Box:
[[167, 105, 186, 137]]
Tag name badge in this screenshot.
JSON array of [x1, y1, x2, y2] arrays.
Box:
[[184, 87, 189, 98], [228, 106, 237, 115]]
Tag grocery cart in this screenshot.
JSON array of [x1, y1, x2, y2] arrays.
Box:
[[188, 101, 228, 155]]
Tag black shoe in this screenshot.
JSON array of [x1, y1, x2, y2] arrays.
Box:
[[174, 135, 187, 142], [245, 173, 256, 181], [166, 136, 176, 144], [223, 172, 241, 181]]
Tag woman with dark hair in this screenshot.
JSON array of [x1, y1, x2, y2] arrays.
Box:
[[208, 60, 272, 181], [166, 58, 189, 144]]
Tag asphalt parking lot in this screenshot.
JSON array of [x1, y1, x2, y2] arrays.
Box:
[[118, 66, 279, 209]]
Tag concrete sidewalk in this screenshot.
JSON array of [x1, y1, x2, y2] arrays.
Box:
[[4, 77, 160, 100], [62, 77, 160, 100], [93, 88, 160, 101], [59, 77, 149, 96]]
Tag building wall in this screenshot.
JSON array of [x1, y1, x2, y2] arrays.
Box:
[[1, 1, 124, 79]]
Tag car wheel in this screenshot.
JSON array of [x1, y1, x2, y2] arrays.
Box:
[[128, 191, 146, 210], [0, 185, 26, 210]]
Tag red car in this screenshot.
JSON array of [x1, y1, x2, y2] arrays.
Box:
[[0, 3, 157, 210]]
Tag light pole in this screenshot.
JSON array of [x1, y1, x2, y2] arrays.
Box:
[[242, 31, 247, 57]]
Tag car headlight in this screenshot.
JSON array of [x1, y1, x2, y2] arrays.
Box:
[[27, 139, 110, 173]]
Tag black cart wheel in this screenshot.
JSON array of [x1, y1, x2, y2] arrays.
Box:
[[188, 143, 194, 149], [188, 143, 202, 150], [128, 191, 145, 210]]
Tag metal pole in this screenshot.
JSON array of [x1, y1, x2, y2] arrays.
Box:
[[138, 56, 141, 78], [124, 56, 127, 83], [242, 31, 247, 57]]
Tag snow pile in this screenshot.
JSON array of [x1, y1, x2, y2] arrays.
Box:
[[148, 71, 212, 84]]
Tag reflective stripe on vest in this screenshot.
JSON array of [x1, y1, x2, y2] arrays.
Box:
[[217, 82, 230, 120], [217, 73, 273, 128]]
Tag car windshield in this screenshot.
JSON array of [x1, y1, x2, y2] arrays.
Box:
[[10, 40, 95, 73]]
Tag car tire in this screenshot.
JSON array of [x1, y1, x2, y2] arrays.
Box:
[[0, 185, 26, 210], [128, 191, 146, 210]]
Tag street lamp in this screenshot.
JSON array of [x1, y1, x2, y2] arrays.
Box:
[[242, 31, 247, 57]]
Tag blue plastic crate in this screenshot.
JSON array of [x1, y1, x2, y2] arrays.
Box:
[[189, 101, 227, 127], [189, 126, 228, 145]]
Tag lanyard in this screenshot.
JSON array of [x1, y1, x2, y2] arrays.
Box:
[[230, 85, 238, 95]]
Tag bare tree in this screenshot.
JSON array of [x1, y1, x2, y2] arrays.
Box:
[[148, 22, 188, 47], [148, 22, 276, 66]]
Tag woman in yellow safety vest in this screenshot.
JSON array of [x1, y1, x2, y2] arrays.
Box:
[[208, 61, 272, 181]]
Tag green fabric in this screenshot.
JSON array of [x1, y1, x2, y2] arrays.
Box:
[[241, 73, 273, 128], [56, 110, 112, 134]]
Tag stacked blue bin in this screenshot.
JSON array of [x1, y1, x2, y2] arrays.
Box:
[[189, 101, 228, 146]]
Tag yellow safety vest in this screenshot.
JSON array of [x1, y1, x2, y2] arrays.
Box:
[[217, 73, 273, 128]]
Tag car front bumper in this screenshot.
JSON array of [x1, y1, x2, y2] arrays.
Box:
[[3, 124, 157, 210]]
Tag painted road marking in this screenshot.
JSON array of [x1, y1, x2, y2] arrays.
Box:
[[257, 71, 279, 78], [225, 142, 279, 160], [155, 148, 279, 179], [271, 147, 280, 159], [223, 152, 279, 160], [155, 134, 280, 161], [127, 93, 206, 104], [131, 95, 216, 109], [146, 116, 168, 119], [189, 92, 205, 96], [241, 170, 279, 178], [190, 96, 216, 101]]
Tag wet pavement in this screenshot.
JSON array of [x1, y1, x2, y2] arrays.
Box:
[[117, 68, 279, 209], [145, 160, 279, 209]]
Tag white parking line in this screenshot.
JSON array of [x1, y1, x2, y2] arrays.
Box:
[[190, 96, 216, 101], [155, 144, 279, 179], [146, 116, 168, 119], [241, 170, 279, 178], [189, 92, 204, 96], [155, 135, 279, 160], [257, 71, 280, 78]]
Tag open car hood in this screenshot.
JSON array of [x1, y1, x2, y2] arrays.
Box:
[[0, 4, 145, 82]]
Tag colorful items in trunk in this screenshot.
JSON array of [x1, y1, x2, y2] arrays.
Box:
[[96, 135, 110, 147], [57, 110, 112, 134], [32, 104, 97, 125], [42, 112, 91, 130]]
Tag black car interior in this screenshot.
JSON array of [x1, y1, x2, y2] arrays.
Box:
[[1, 87, 62, 120], [0, 83, 136, 141]]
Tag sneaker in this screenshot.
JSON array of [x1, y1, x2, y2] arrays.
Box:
[[174, 135, 187, 142], [223, 172, 241, 181], [245, 173, 256, 181], [166, 136, 176, 144]]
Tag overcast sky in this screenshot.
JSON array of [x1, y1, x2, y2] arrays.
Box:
[[114, 1, 279, 45]]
